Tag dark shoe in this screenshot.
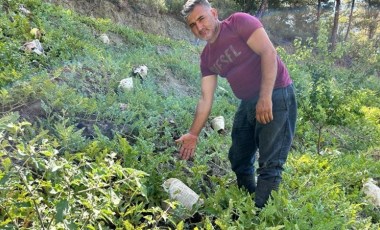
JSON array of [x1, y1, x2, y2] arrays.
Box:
[[254, 178, 280, 208], [237, 174, 256, 194]]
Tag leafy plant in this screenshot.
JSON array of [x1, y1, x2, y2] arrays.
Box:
[[0, 0, 379, 229]]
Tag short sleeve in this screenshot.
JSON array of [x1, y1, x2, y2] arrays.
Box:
[[200, 48, 216, 77], [229, 13, 263, 42]]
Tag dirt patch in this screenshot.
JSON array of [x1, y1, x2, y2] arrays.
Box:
[[154, 45, 198, 98], [49, 0, 197, 43], [369, 147, 380, 161], [158, 68, 197, 97], [3, 99, 47, 123]]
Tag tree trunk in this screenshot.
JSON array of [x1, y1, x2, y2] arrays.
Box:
[[367, 0, 379, 40], [317, 126, 323, 155], [344, 0, 355, 41], [256, 0, 268, 19], [314, 0, 322, 40], [330, 0, 341, 51]]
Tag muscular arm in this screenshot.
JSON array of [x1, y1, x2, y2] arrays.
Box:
[[176, 75, 217, 160], [189, 75, 218, 135], [246, 27, 278, 124]]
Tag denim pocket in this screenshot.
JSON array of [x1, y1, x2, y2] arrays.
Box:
[[272, 86, 288, 112]]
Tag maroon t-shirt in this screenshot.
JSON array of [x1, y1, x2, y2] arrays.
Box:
[[200, 13, 292, 99]]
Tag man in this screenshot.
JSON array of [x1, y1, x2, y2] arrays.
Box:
[[175, 0, 297, 209]]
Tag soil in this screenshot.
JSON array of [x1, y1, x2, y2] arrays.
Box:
[[48, 0, 198, 44]]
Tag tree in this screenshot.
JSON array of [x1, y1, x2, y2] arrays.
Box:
[[330, 0, 341, 51], [344, 0, 355, 41], [256, 0, 268, 18], [366, 0, 379, 40], [233, 0, 260, 13], [317, 0, 322, 21]]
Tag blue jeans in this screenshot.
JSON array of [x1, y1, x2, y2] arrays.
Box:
[[228, 84, 297, 183]]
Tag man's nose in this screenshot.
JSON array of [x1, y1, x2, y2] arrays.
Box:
[[195, 22, 203, 31]]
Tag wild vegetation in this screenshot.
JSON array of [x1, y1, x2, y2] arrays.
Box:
[[1, 0, 380, 229]]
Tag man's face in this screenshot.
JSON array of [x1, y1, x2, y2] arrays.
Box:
[[186, 4, 219, 42]]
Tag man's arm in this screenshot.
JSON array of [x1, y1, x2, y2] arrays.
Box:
[[176, 74, 217, 160], [246, 27, 278, 125], [189, 74, 218, 136]]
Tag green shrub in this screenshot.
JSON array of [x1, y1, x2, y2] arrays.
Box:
[[1, 0, 379, 228]]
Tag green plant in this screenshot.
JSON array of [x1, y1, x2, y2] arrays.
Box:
[[1, 0, 380, 228], [0, 115, 162, 229]]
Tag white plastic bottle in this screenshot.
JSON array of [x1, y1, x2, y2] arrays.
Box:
[[211, 116, 225, 133], [163, 178, 203, 210]]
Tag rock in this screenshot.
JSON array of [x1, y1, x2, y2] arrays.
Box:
[[19, 4, 31, 15], [23, 39, 44, 55], [118, 78, 133, 90], [119, 103, 128, 111], [133, 65, 148, 79], [363, 178, 380, 207], [99, 33, 110, 44]]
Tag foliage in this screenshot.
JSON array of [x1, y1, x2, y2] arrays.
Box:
[[232, 0, 320, 14], [232, 0, 261, 13], [164, 0, 184, 14], [279, 21, 380, 154], [0, 0, 379, 229], [0, 114, 155, 228]]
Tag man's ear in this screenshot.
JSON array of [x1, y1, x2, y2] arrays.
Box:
[[211, 8, 218, 19]]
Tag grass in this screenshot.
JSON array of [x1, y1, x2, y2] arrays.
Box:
[[0, 0, 379, 229]]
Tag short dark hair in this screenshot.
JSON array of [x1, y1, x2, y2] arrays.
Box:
[[181, 0, 211, 20]]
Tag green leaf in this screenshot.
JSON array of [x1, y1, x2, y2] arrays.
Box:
[[204, 216, 213, 230], [0, 112, 19, 131], [110, 188, 121, 206], [86, 225, 96, 230], [67, 222, 78, 230], [0, 218, 12, 226], [1, 157, 12, 171], [215, 219, 227, 229], [56, 199, 69, 223], [267, 226, 285, 230], [49, 160, 62, 172], [176, 220, 184, 230], [123, 220, 135, 230], [0, 173, 11, 185]]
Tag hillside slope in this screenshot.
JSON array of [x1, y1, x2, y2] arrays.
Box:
[[1, 0, 380, 229], [49, 0, 197, 43]]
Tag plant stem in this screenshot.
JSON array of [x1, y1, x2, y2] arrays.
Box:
[[18, 169, 46, 230], [0, 204, 20, 229], [317, 126, 322, 155], [76, 177, 131, 194]]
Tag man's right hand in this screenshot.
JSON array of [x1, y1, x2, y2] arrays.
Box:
[[175, 133, 198, 160], [174, 75, 217, 160]]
